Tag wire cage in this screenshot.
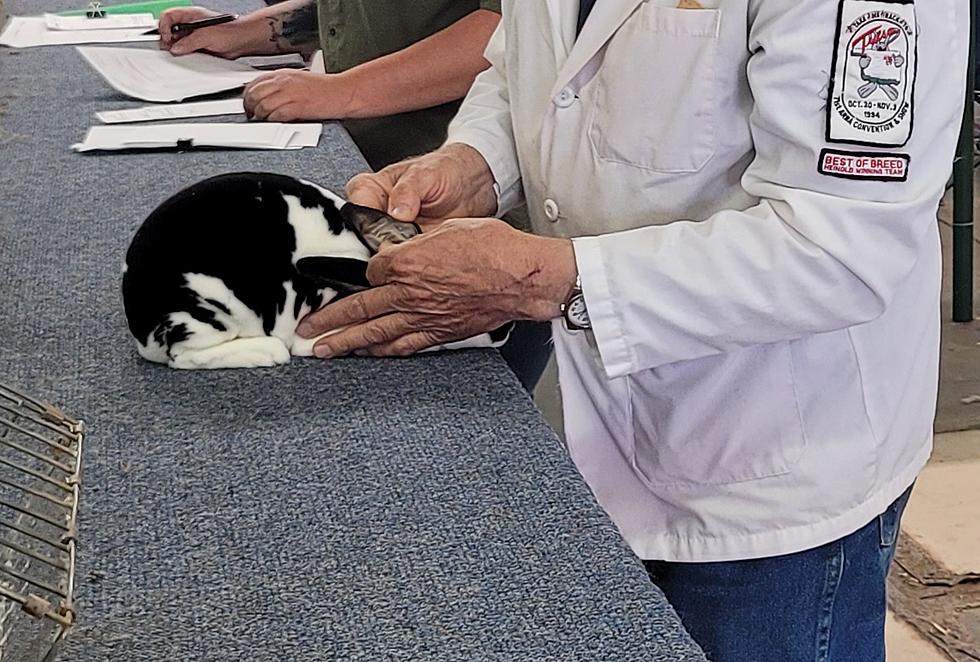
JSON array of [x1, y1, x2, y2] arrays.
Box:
[[0, 383, 82, 662]]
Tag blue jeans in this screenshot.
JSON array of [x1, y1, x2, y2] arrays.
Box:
[[645, 486, 913, 662]]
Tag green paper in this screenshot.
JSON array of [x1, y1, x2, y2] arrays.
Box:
[[58, 0, 193, 19]]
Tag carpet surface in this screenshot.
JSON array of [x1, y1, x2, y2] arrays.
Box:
[[0, 2, 705, 660]]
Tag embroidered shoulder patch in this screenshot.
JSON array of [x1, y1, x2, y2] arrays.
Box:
[[818, 148, 909, 180], [826, 0, 917, 147]]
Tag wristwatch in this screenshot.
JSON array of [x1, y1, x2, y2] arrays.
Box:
[[560, 275, 591, 331]]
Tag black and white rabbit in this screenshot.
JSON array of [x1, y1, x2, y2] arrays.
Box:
[[122, 172, 510, 369]]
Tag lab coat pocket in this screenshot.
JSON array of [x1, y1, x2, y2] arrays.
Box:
[[627, 342, 806, 488], [588, 5, 720, 173]]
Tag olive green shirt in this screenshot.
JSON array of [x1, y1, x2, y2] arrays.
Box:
[[317, 0, 501, 170]]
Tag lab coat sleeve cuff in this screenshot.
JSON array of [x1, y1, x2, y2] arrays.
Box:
[[572, 236, 636, 379], [444, 131, 524, 217]]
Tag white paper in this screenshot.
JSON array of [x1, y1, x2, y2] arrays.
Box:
[[0, 17, 157, 47], [77, 46, 263, 102], [72, 122, 322, 152], [283, 124, 323, 149], [310, 49, 325, 74], [44, 13, 157, 31], [96, 99, 245, 124]]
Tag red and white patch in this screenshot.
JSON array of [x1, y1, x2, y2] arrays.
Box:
[[826, 0, 917, 147], [818, 149, 909, 180]]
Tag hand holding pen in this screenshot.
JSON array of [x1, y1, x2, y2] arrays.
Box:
[[146, 13, 237, 37], [157, 7, 266, 59]]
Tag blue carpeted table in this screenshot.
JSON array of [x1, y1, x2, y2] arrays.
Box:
[[0, 2, 706, 660]]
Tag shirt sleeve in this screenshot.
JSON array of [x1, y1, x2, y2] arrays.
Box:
[[445, 19, 524, 215], [478, 0, 501, 13], [572, 0, 967, 379]]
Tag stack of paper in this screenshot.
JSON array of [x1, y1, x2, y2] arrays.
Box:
[[72, 123, 323, 152], [45, 13, 157, 31], [96, 99, 245, 124], [78, 46, 264, 102], [0, 16, 158, 48], [55, 0, 192, 19]]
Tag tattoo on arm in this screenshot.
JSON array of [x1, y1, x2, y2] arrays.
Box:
[[269, 5, 318, 53]]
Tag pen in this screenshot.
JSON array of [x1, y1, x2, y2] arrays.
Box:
[[144, 14, 238, 36]]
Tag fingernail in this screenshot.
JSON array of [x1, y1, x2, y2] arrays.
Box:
[[295, 323, 311, 338], [314, 345, 334, 359], [390, 206, 408, 219], [353, 349, 368, 357]]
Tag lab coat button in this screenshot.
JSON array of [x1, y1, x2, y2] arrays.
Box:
[[555, 87, 576, 108], [543, 199, 559, 222]]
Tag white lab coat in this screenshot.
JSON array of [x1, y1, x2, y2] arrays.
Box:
[[448, 0, 968, 561]]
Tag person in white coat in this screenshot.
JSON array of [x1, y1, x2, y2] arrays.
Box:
[[297, 0, 968, 658]]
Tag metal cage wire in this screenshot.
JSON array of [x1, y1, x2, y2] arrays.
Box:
[[0, 383, 82, 662]]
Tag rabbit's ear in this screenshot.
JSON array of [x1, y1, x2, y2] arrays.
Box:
[[296, 256, 370, 296], [339, 202, 388, 229], [339, 203, 421, 253]]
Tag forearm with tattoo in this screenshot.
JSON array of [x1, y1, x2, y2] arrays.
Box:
[[267, 1, 318, 54]]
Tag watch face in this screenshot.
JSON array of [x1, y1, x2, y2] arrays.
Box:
[[566, 293, 591, 329]]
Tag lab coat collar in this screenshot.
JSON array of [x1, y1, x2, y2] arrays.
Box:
[[549, 0, 646, 97]]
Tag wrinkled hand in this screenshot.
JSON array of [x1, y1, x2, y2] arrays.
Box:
[[295, 218, 576, 358], [345, 143, 499, 227], [244, 71, 354, 122], [159, 7, 262, 58]]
